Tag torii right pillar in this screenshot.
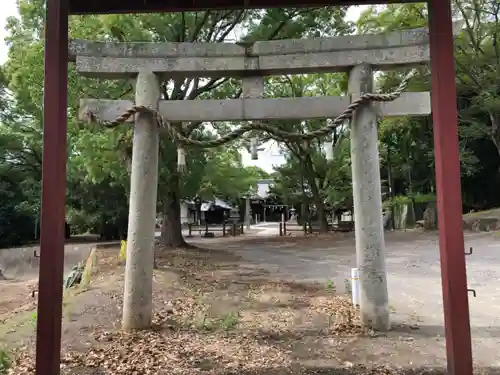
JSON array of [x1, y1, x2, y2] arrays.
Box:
[[428, 1, 473, 374]]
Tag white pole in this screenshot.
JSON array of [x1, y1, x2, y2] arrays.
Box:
[[351, 268, 361, 306]]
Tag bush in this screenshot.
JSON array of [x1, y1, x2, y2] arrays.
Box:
[[0, 170, 38, 248], [0, 204, 36, 248], [383, 193, 436, 226], [383, 193, 436, 209], [67, 208, 128, 241], [35, 221, 71, 240]]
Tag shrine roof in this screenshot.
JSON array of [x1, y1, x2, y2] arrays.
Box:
[[69, 0, 420, 15]]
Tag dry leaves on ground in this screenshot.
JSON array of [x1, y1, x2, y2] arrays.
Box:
[[7, 295, 383, 375], [6, 246, 396, 374]]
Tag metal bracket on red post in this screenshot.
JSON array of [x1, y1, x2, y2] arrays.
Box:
[[465, 247, 476, 296]]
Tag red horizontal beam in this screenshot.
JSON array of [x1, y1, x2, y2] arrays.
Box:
[[69, 0, 421, 15]]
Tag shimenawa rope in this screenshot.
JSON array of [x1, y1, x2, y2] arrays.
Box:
[[85, 70, 416, 172]]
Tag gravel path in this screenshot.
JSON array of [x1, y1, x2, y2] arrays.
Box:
[[213, 227, 500, 367]]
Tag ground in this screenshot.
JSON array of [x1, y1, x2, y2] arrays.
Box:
[[462, 208, 500, 232], [0, 225, 499, 374]]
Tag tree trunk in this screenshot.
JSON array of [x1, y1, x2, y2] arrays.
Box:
[[300, 161, 328, 233], [489, 112, 500, 160], [160, 173, 189, 248], [302, 155, 329, 233], [313, 196, 329, 233], [305, 172, 328, 233]]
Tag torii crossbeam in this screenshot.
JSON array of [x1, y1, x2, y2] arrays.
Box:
[[38, 1, 472, 374]]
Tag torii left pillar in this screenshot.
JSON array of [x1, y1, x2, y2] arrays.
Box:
[[36, 0, 68, 374]]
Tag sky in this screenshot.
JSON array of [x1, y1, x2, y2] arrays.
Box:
[[0, 2, 366, 173], [0, 0, 18, 65]]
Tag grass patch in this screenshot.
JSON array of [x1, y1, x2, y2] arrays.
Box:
[[326, 279, 336, 293], [0, 347, 10, 375], [29, 311, 37, 326], [0, 310, 36, 339], [220, 311, 240, 330], [190, 309, 241, 331]]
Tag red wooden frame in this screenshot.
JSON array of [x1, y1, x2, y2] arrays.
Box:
[[68, 0, 421, 14], [38, 1, 473, 374]]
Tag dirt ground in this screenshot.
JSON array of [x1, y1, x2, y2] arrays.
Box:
[[0, 242, 96, 334], [216, 227, 500, 368], [1, 228, 499, 374]]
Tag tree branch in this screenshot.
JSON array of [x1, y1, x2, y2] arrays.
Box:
[[190, 11, 211, 42], [179, 12, 186, 42], [216, 10, 246, 42], [187, 77, 229, 100]]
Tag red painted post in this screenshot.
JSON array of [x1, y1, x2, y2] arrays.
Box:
[[428, 1, 473, 374], [35, 0, 68, 374]]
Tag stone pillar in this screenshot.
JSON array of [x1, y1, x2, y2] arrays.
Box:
[[245, 197, 251, 230], [348, 64, 390, 331], [242, 76, 263, 229], [122, 71, 160, 331], [243, 76, 263, 161]]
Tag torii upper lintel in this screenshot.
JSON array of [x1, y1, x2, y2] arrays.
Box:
[[68, 0, 423, 15]]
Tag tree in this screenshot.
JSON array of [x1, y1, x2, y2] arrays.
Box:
[[357, 1, 500, 210], [0, 129, 39, 247], [3, 1, 143, 241], [95, 8, 352, 247], [453, 0, 500, 157], [2, 1, 354, 247], [262, 73, 351, 231], [197, 146, 267, 203], [359, 1, 500, 158]]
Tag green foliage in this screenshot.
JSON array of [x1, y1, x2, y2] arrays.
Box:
[[357, 3, 427, 33], [0, 347, 10, 375], [266, 73, 352, 227], [66, 178, 129, 240], [326, 279, 336, 293], [383, 194, 436, 209], [220, 311, 240, 330], [359, 2, 500, 210], [0, 2, 353, 244], [30, 311, 37, 326], [0, 131, 37, 247], [195, 146, 266, 204]]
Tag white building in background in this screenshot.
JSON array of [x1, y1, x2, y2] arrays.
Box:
[[255, 179, 274, 200], [180, 200, 193, 224]]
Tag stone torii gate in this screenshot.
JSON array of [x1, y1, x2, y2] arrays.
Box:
[[73, 25, 438, 332], [39, 1, 473, 374]]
